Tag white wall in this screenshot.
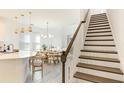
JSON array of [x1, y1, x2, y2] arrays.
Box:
[[90, 9, 106, 15], [80, 9, 89, 21], [62, 23, 79, 48], [0, 17, 6, 41], [61, 9, 90, 49], [0, 17, 19, 49], [107, 10, 124, 72]]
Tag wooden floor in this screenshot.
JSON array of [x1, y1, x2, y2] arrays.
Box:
[[26, 62, 62, 83]]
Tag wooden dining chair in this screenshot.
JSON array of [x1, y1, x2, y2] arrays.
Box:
[[30, 56, 44, 80], [47, 52, 61, 64]]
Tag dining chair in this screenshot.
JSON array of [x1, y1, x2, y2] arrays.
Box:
[[47, 52, 61, 64], [30, 56, 44, 80]]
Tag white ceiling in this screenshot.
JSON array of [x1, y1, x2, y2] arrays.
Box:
[[0, 9, 80, 28]]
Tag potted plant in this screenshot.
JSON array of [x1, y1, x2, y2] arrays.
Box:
[[42, 44, 47, 50]]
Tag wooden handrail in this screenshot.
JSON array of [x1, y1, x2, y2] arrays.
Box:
[[64, 21, 85, 57], [61, 21, 85, 83], [61, 9, 89, 83]]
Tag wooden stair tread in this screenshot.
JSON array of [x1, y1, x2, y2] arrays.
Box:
[[90, 17, 108, 22], [85, 39, 114, 41], [91, 19, 108, 21], [91, 16, 107, 20], [84, 44, 115, 47], [91, 15, 106, 17], [88, 26, 110, 29], [90, 19, 108, 22], [91, 16, 107, 18], [77, 63, 123, 74], [91, 16, 107, 19], [89, 24, 109, 28], [87, 31, 111, 34], [80, 49, 117, 54], [89, 22, 109, 25], [90, 21, 109, 24], [88, 27, 110, 31], [74, 72, 123, 83], [79, 55, 120, 63], [86, 34, 112, 37], [90, 19, 108, 21], [90, 18, 108, 21]]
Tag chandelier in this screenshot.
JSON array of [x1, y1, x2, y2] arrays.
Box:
[[41, 22, 54, 39]]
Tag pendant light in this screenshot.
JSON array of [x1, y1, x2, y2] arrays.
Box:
[[46, 22, 48, 37], [42, 22, 48, 39], [28, 12, 32, 32], [21, 14, 25, 33], [14, 16, 18, 34]]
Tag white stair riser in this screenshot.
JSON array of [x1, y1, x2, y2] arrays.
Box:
[[87, 29, 111, 32], [78, 68, 123, 81], [79, 59, 120, 68], [87, 32, 112, 36], [88, 26, 110, 30], [86, 36, 113, 40], [81, 52, 118, 59], [85, 41, 114, 45], [84, 46, 116, 51]]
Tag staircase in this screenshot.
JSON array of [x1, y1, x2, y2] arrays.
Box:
[[73, 13, 124, 83]]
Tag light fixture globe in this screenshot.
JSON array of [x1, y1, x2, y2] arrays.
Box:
[[28, 12, 32, 32], [28, 24, 33, 32], [15, 31, 18, 34], [28, 26, 32, 32], [14, 16, 18, 34], [21, 14, 25, 33], [21, 27, 25, 33], [15, 28, 19, 34]]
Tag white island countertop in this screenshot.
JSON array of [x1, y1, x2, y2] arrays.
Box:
[[0, 50, 36, 82], [0, 51, 36, 60]]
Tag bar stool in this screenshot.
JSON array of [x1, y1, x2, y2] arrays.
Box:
[[30, 56, 44, 80]]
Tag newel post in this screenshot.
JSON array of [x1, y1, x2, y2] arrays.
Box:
[[61, 51, 66, 83]]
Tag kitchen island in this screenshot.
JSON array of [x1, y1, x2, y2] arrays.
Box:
[[0, 51, 36, 83]]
